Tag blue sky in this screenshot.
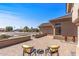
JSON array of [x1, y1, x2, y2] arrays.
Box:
[[0, 3, 66, 29]]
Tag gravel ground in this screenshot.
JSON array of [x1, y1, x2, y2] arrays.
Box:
[[0, 35, 76, 56]]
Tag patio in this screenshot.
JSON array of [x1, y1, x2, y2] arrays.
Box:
[[0, 35, 76, 56]]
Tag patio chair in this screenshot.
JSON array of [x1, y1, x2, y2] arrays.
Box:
[[22, 45, 36, 56], [45, 45, 60, 56]]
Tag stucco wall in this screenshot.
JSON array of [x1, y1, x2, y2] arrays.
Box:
[[61, 20, 77, 36], [72, 3, 79, 23], [40, 26, 53, 34], [0, 36, 31, 48], [72, 4, 79, 56]]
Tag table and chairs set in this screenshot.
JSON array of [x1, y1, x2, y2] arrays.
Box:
[[22, 45, 60, 56]]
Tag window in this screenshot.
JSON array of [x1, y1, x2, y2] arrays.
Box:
[[47, 29, 51, 33], [45, 29, 51, 34], [55, 23, 61, 35]]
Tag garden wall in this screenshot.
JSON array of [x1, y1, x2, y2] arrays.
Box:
[[0, 36, 31, 48]]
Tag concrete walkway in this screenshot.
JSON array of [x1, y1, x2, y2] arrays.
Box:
[[0, 35, 76, 56]]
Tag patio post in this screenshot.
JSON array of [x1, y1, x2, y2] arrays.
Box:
[[50, 23, 55, 38], [53, 26, 55, 38]]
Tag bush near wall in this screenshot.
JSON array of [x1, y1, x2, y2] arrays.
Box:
[[0, 34, 11, 39], [34, 33, 47, 38]]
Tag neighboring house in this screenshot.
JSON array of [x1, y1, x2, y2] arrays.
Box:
[[39, 23, 53, 35]]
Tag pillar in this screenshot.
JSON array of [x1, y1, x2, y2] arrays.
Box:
[[53, 26, 55, 39], [76, 25, 79, 55]]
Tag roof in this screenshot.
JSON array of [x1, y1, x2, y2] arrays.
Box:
[[39, 23, 52, 28], [50, 14, 72, 23], [39, 14, 72, 28]]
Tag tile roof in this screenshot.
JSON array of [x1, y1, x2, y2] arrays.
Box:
[[50, 14, 72, 22], [39, 23, 51, 27]]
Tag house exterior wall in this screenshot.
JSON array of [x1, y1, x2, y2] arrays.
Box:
[[71, 3, 79, 55], [50, 19, 77, 36], [72, 3, 79, 23], [67, 3, 73, 13], [40, 26, 53, 35], [61, 20, 77, 36]]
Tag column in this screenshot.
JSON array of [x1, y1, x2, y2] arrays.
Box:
[[50, 23, 55, 38], [76, 25, 79, 55], [53, 26, 55, 39]]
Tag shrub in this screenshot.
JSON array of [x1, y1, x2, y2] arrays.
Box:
[[23, 26, 29, 32], [0, 34, 11, 39], [5, 26, 13, 32]]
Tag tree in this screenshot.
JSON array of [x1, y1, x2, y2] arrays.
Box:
[[30, 27, 34, 32], [23, 26, 29, 32], [5, 26, 13, 32]]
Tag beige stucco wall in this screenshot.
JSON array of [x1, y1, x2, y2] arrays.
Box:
[[40, 26, 53, 34], [61, 20, 77, 36], [41, 28, 53, 34], [71, 3, 79, 56], [72, 3, 79, 23]]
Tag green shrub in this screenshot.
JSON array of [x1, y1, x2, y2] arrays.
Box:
[[5, 26, 13, 32], [0, 34, 11, 39]]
